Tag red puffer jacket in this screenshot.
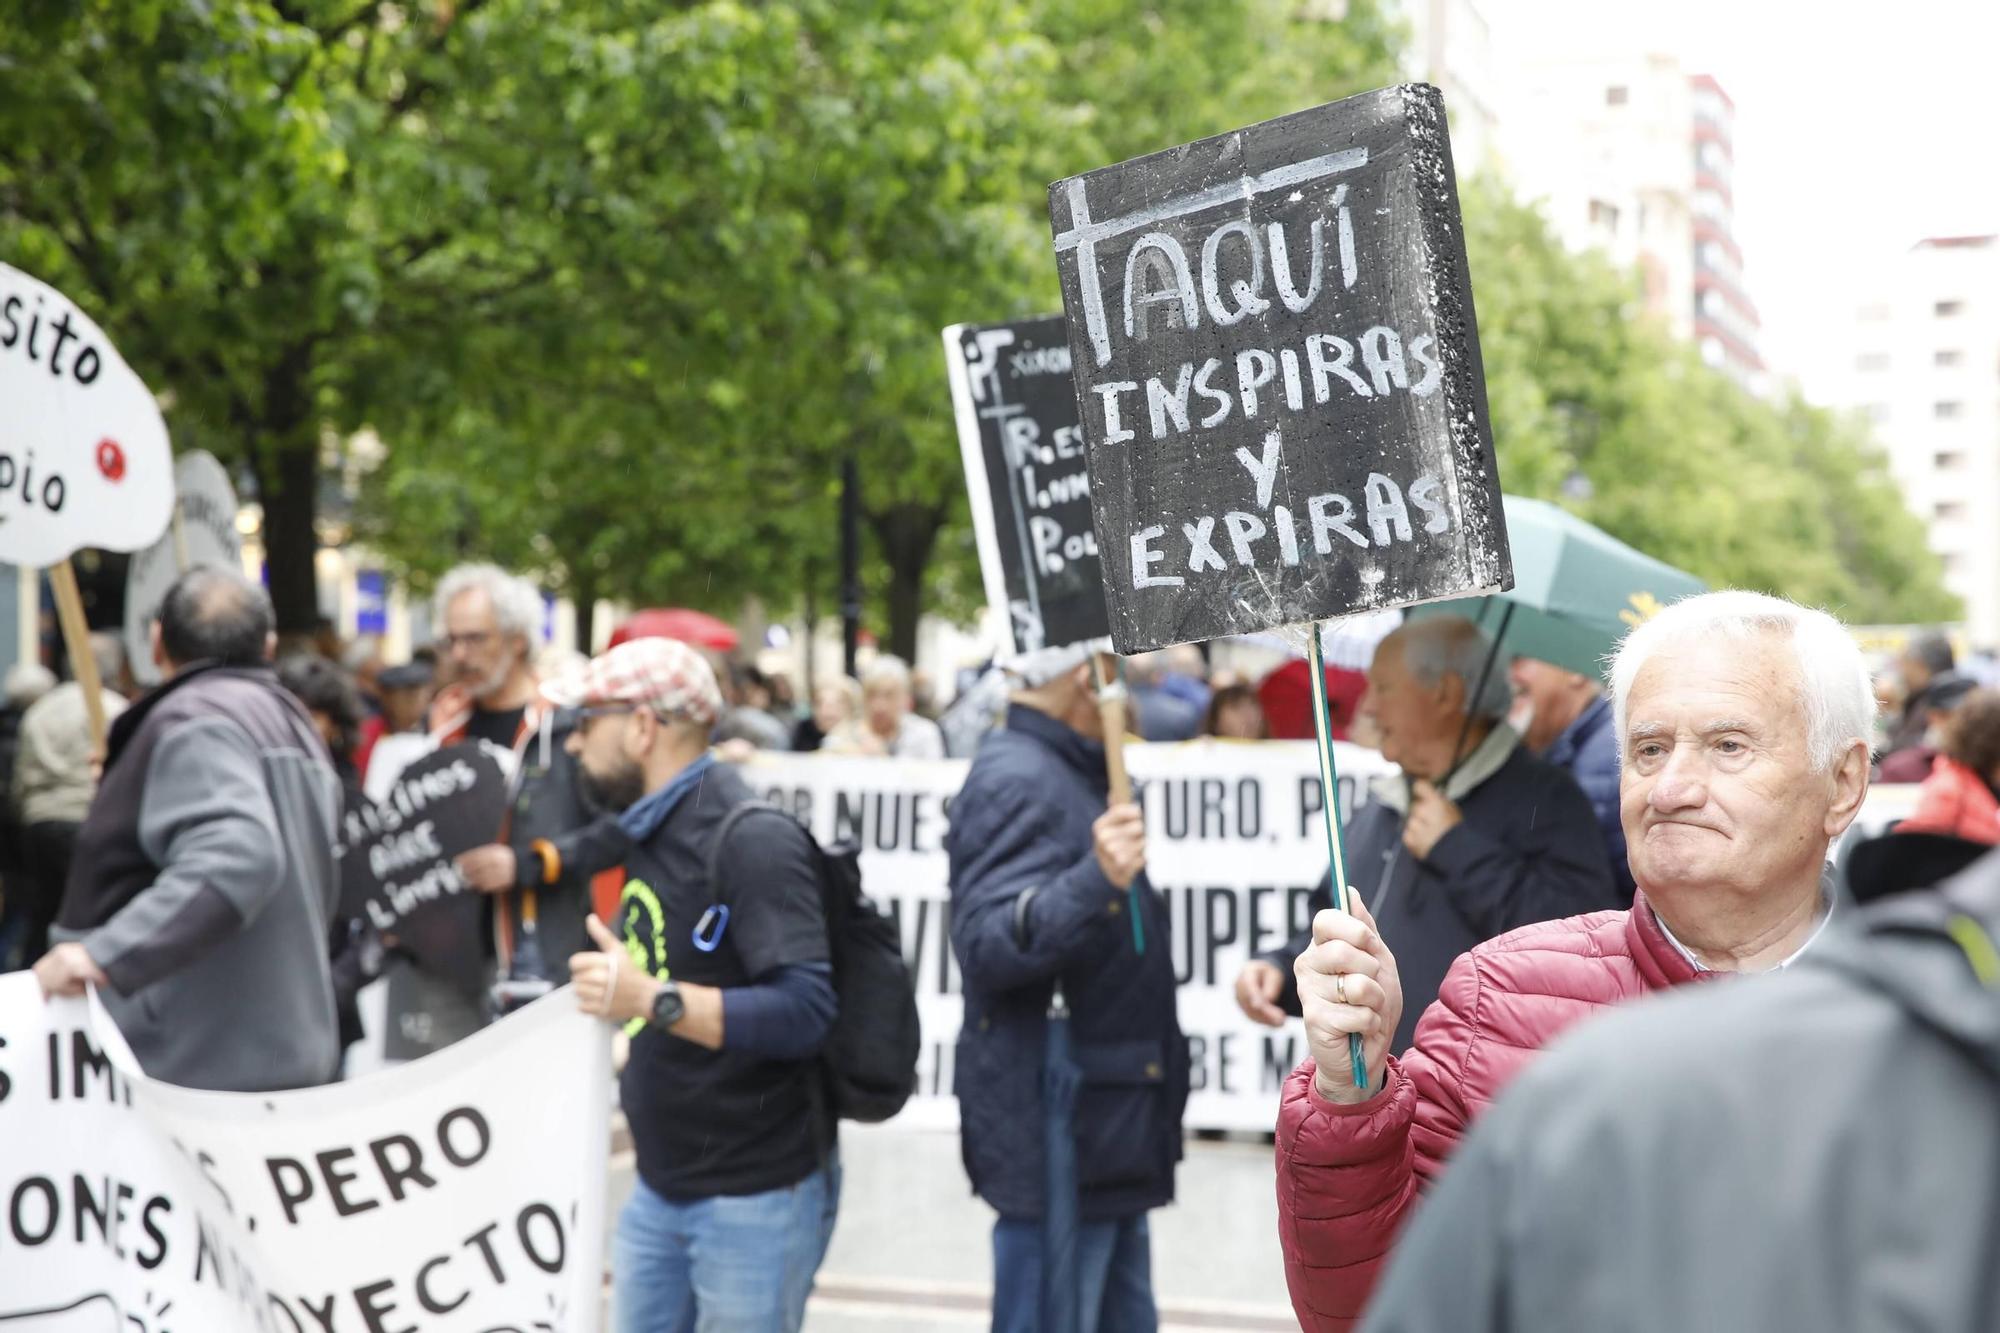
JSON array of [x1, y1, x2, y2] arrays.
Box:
[[1274, 893, 1714, 1329]]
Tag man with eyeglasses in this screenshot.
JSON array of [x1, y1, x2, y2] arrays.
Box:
[[385, 563, 623, 1058], [559, 637, 841, 1333]]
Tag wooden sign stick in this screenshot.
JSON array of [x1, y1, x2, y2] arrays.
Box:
[[1306, 624, 1370, 1090], [48, 559, 108, 755], [171, 500, 191, 573], [1092, 652, 1133, 805]]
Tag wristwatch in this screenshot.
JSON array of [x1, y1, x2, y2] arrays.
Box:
[[650, 980, 686, 1029]]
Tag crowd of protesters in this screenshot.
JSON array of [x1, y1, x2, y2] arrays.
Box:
[[5, 563, 2000, 1332]]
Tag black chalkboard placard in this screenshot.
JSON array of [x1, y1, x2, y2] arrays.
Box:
[[944, 315, 1112, 657], [337, 742, 510, 993], [1048, 83, 1512, 653]]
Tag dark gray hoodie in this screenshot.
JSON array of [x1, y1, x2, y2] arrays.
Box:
[[1363, 850, 2000, 1333]]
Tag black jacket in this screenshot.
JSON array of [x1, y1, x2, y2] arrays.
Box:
[[946, 704, 1189, 1222], [500, 708, 631, 976], [1264, 731, 1618, 1052]]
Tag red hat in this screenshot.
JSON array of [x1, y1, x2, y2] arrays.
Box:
[[540, 638, 723, 727]]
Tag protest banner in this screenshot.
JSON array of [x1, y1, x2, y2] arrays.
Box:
[[0, 972, 611, 1331], [743, 743, 1393, 1131], [741, 749, 1925, 1132], [1, 263, 175, 748], [1047, 84, 1512, 654], [337, 743, 512, 996], [943, 316, 1110, 659], [123, 450, 245, 687]]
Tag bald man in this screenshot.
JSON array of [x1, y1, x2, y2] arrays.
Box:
[[1234, 617, 1617, 1051]]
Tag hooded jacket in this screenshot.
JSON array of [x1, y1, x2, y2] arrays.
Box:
[[946, 703, 1189, 1222], [55, 663, 342, 1092], [1360, 852, 2000, 1333]]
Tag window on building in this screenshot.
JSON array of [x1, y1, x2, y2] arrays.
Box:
[[1858, 303, 1891, 322], [1936, 401, 1963, 419], [1856, 353, 1890, 372], [1869, 404, 1892, 423], [1606, 85, 1628, 106], [1935, 349, 1963, 367], [1936, 450, 1967, 470], [1588, 199, 1619, 235], [1935, 300, 1964, 317], [1942, 552, 1964, 578], [1936, 500, 1968, 522]]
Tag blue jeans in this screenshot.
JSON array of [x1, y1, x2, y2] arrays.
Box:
[[613, 1156, 841, 1333], [991, 1214, 1157, 1333]]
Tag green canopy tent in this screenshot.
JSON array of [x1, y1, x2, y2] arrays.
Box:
[[1409, 496, 1708, 681]]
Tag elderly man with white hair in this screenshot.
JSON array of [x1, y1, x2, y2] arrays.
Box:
[[1272, 591, 1874, 1331]]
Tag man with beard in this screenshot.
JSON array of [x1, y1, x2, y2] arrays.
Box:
[[559, 638, 840, 1333], [391, 564, 620, 1055]]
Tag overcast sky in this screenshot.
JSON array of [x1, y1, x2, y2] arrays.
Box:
[[1482, 0, 2000, 395]]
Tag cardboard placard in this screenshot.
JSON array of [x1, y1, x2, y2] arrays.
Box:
[[1048, 84, 1512, 653], [336, 743, 510, 993], [0, 263, 174, 565], [944, 315, 1112, 657], [124, 449, 244, 686]]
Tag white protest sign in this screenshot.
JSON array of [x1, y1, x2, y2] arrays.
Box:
[[124, 450, 244, 686], [742, 741, 1396, 1132], [0, 264, 174, 566], [0, 973, 611, 1332]]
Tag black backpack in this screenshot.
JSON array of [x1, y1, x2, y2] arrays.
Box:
[[708, 802, 921, 1123]]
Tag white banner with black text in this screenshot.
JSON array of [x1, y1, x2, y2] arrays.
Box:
[[0, 973, 610, 1332]]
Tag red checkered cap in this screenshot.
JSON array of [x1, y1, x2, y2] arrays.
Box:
[[540, 638, 723, 727]]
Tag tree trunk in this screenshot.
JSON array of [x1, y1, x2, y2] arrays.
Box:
[[253, 344, 322, 636], [258, 442, 321, 638], [869, 501, 943, 666], [574, 573, 599, 655]]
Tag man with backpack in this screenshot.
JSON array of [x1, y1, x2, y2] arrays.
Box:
[[555, 637, 843, 1333]]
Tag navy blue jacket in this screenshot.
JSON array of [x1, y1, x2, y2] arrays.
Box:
[[1263, 740, 1618, 1052], [946, 704, 1188, 1222], [1544, 695, 1632, 899]]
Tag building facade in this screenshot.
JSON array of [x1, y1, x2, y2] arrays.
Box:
[[1503, 54, 1763, 382], [1825, 236, 2000, 644]]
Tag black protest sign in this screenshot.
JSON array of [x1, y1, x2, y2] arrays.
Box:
[[337, 743, 509, 993], [1048, 83, 1512, 653], [944, 315, 1111, 656]]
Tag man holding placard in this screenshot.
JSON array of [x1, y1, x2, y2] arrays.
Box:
[[946, 646, 1187, 1333]]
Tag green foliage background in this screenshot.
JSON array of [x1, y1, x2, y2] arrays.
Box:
[[0, 0, 1955, 650]]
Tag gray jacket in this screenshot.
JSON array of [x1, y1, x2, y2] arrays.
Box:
[[56, 664, 342, 1092], [1363, 851, 2000, 1333]]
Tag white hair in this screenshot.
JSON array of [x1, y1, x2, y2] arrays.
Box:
[[1609, 590, 1875, 774], [861, 655, 912, 692], [1398, 616, 1513, 721], [434, 563, 542, 642]]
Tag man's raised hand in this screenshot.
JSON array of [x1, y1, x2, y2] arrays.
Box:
[[1295, 893, 1402, 1104]]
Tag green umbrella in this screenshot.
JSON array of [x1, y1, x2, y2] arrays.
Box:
[[1409, 496, 1707, 680]]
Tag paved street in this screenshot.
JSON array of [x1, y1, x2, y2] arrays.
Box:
[[608, 1124, 1299, 1332]]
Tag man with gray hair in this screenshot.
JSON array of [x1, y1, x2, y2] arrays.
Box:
[[36, 568, 343, 1092], [1271, 592, 1874, 1331], [1236, 615, 1615, 1052]]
